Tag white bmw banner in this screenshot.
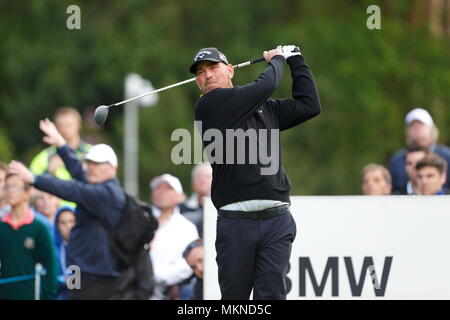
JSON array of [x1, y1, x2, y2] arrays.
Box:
[[204, 196, 450, 299]]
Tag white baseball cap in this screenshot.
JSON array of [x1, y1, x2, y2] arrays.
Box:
[[150, 174, 183, 195], [84, 144, 118, 167], [405, 108, 434, 126]]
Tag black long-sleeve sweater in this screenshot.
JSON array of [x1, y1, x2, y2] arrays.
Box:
[[195, 55, 321, 209]]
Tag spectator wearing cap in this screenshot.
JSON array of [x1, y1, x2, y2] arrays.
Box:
[[388, 108, 450, 192], [361, 164, 392, 195], [9, 118, 125, 300], [149, 174, 199, 300], [416, 153, 449, 195]]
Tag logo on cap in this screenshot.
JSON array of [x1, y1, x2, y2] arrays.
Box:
[[195, 50, 212, 61], [190, 48, 229, 74]]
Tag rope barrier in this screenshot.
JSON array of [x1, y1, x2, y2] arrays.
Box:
[[0, 263, 46, 300], [0, 274, 35, 285]]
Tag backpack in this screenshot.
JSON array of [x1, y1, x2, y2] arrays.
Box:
[[110, 193, 159, 270]]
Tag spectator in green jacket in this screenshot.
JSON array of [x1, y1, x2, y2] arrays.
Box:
[[0, 171, 58, 300]]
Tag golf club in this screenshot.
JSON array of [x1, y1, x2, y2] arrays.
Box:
[[94, 56, 266, 125]]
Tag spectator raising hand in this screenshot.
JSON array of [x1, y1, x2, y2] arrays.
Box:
[[39, 118, 67, 148], [29, 108, 91, 182], [10, 118, 133, 299]]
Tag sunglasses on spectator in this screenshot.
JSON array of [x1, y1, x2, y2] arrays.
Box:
[[4, 185, 26, 191]]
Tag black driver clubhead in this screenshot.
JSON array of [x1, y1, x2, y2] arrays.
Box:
[[94, 105, 110, 125]]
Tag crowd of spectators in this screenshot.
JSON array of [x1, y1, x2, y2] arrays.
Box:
[[362, 108, 450, 196], [1, 106, 448, 300]]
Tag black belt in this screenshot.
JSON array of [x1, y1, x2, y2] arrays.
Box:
[[217, 204, 290, 221]]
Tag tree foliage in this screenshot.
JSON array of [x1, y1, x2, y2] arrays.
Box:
[[0, 0, 449, 198]]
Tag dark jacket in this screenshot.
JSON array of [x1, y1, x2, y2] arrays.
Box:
[[179, 193, 203, 238], [389, 144, 450, 192], [109, 247, 154, 300], [34, 144, 125, 279]]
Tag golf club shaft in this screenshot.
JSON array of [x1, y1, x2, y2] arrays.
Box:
[[108, 56, 266, 108], [234, 57, 265, 68], [110, 77, 196, 107]]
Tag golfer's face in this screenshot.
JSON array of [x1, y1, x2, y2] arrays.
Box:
[[195, 61, 233, 94]]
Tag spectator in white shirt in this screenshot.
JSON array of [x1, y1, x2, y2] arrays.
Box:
[[149, 174, 199, 300]]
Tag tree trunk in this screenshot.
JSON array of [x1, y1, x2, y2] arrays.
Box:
[[429, 0, 444, 36]]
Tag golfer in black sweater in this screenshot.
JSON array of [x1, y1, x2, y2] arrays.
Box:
[[190, 45, 321, 299]]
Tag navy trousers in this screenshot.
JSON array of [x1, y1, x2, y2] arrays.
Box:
[[215, 207, 296, 300]]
